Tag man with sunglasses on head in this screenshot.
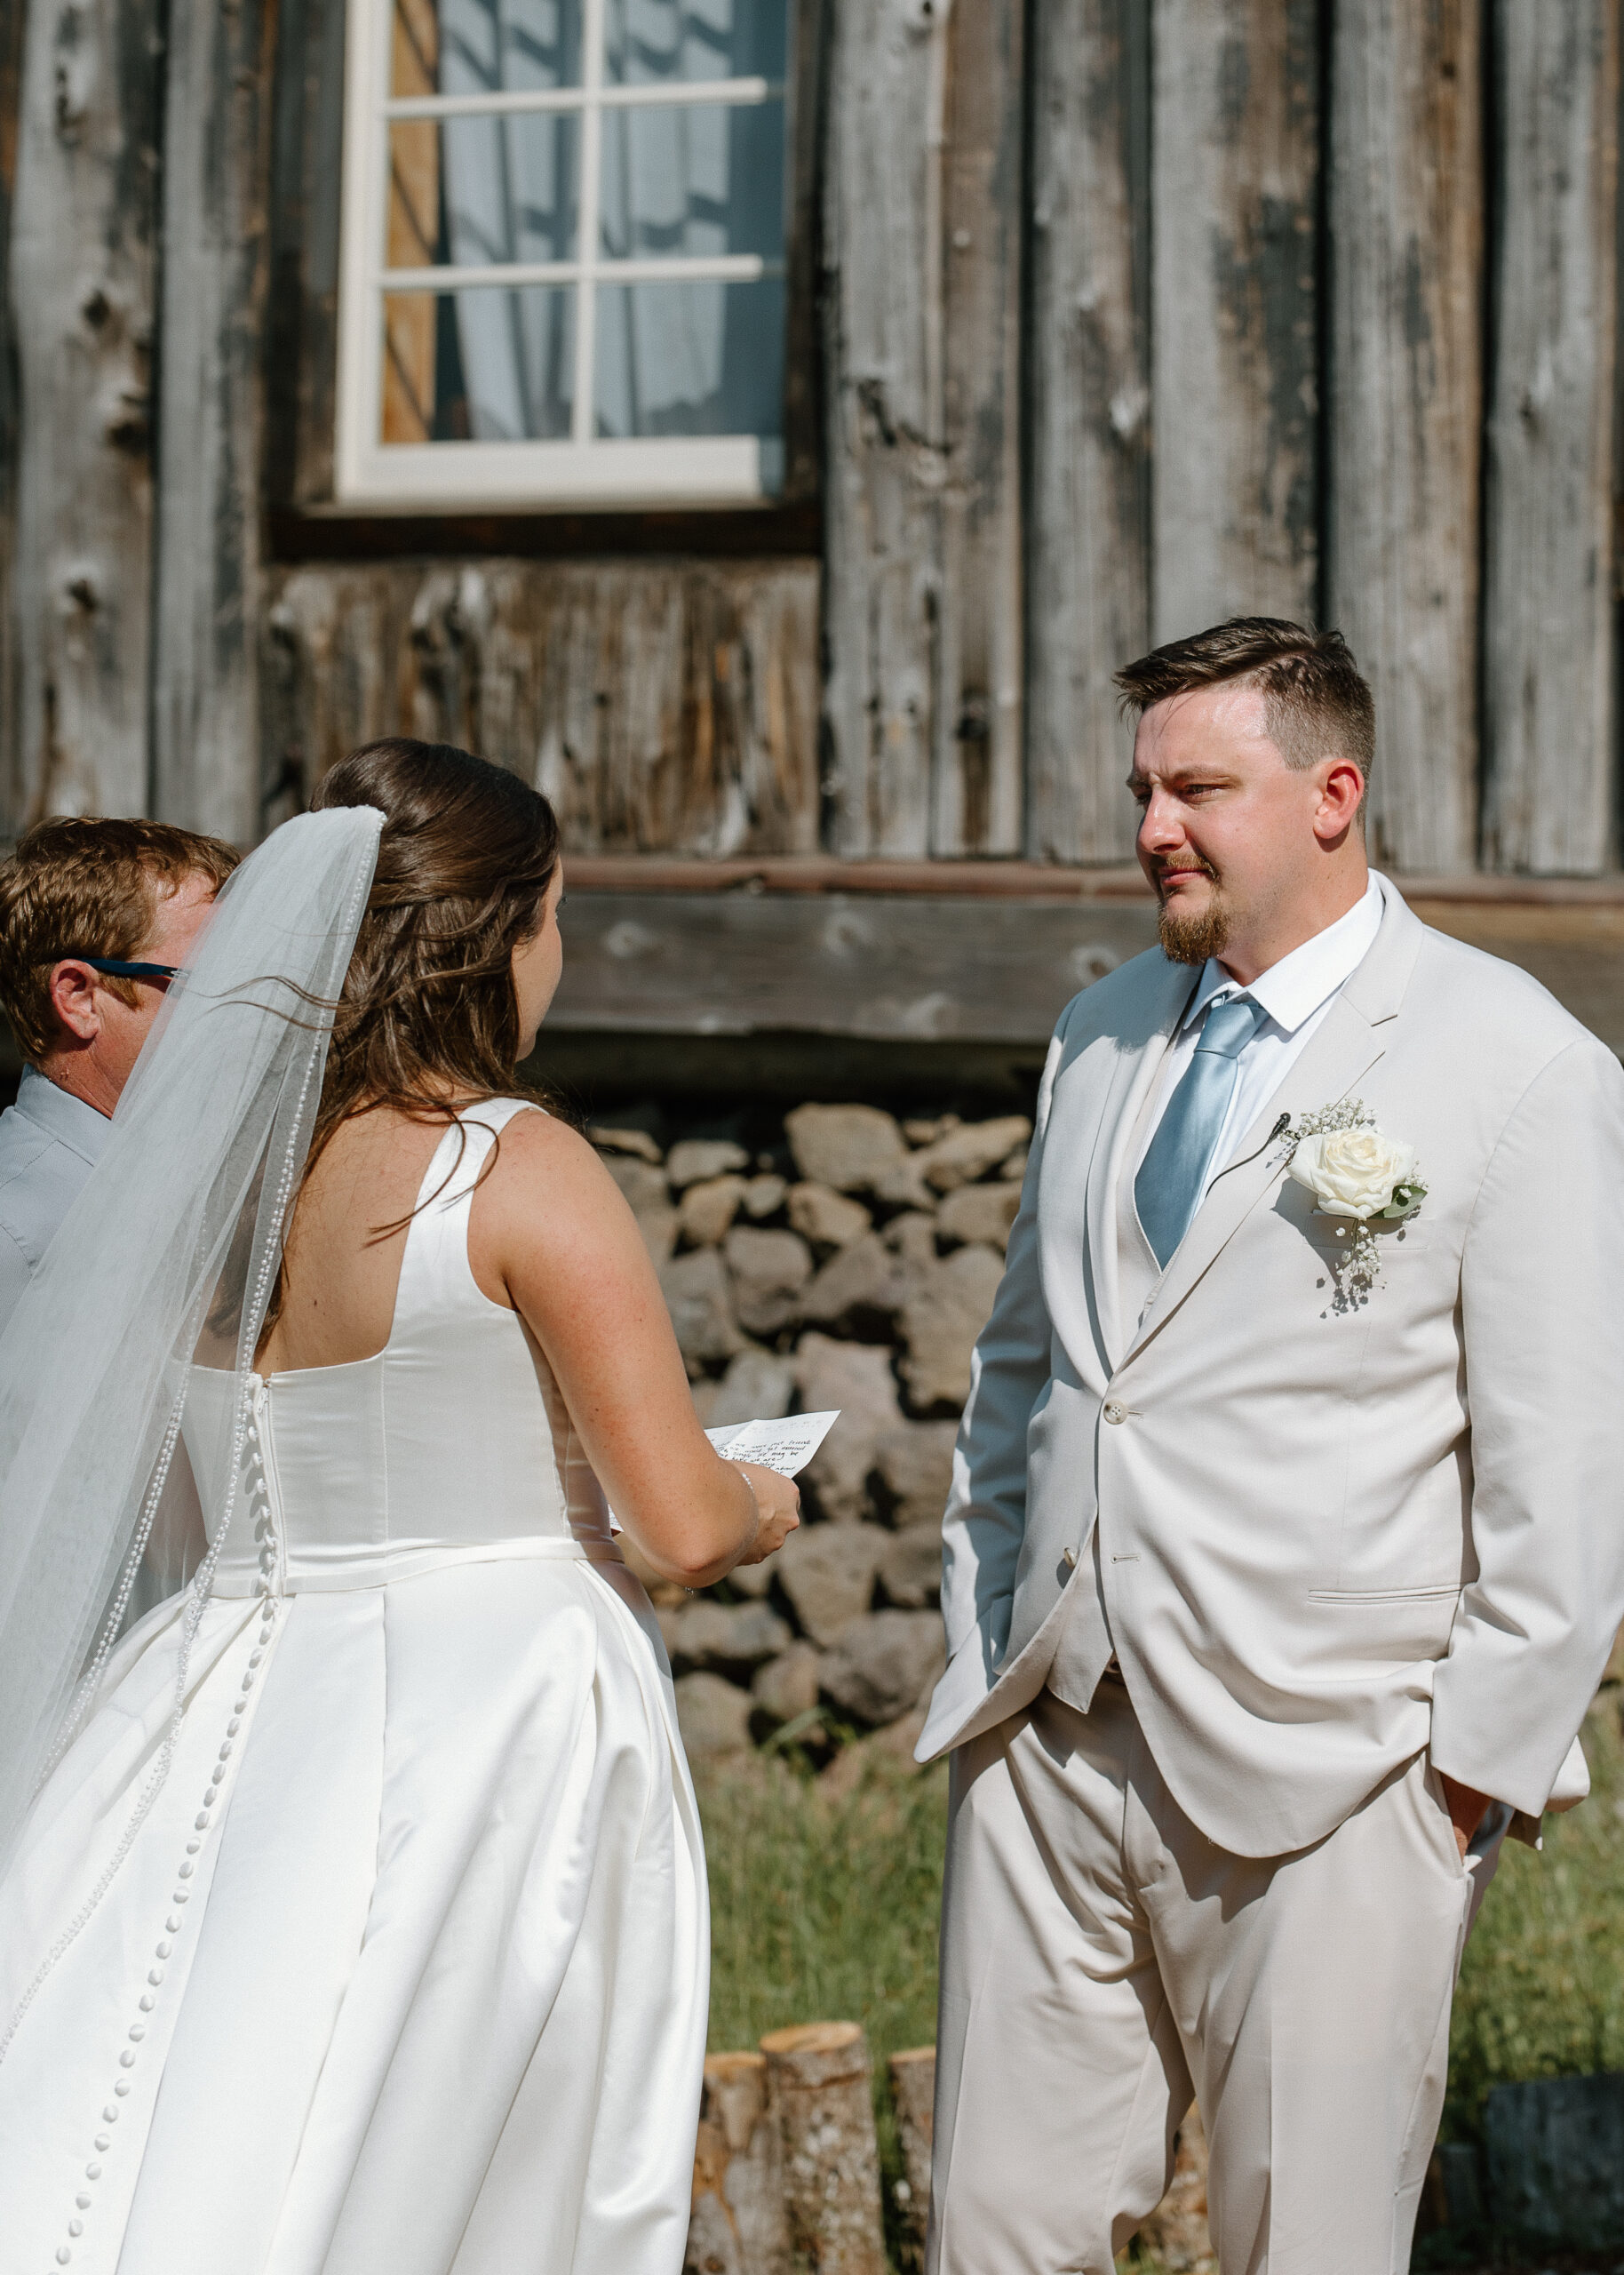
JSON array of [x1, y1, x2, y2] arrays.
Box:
[[0, 815, 237, 1334]]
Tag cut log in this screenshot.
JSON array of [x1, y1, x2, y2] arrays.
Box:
[[8, 0, 164, 827], [1150, 0, 1319, 636], [149, 0, 275, 840], [687, 2051, 791, 2275], [1024, 0, 1150, 864], [887, 2045, 935, 2271], [760, 2021, 887, 2275], [1326, 0, 1484, 874], [1480, 0, 1619, 875]]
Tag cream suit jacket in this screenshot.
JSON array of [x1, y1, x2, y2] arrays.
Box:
[[917, 882, 1624, 1857]]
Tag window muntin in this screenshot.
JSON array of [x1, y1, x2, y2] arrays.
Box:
[[338, 0, 790, 507]]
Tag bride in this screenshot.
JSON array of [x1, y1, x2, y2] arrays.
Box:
[[0, 738, 799, 2274]]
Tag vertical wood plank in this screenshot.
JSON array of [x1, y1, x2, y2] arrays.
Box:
[[265, 0, 346, 509], [0, 0, 30, 821], [821, 0, 947, 858], [1327, 0, 1484, 874], [935, 0, 1024, 856], [148, 0, 275, 842], [1024, 0, 1150, 864], [7, 0, 163, 827], [1481, 0, 1619, 875], [259, 559, 821, 857], [1151, 0, 1319, 638]]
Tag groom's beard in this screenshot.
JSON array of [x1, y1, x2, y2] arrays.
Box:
[[1154, 859, 1230, 965]]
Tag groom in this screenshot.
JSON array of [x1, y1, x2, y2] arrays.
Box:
[[918, 618, 1624, 2273]]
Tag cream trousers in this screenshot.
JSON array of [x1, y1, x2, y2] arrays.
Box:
[[928, 1677, 1501, 2275]]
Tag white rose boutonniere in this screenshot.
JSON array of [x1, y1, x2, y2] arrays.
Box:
[[1278, 1099, 1427, 1308], [1287, 1128, 1423, 1222]]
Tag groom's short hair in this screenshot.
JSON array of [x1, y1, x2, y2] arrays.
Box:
[[1114, 619, 1375, 784], [0, 816, 238, 1062]]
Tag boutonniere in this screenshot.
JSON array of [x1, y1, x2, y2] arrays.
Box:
[[1276, 1099, 1427, 1308]]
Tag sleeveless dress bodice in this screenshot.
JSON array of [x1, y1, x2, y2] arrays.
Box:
[[0, 1101, 707, 2275], [185, 1104, 619, 1594]]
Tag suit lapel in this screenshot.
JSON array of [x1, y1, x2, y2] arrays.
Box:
[[1118, 882, 1427, 1366], [1080, 963, 1195, 1369]]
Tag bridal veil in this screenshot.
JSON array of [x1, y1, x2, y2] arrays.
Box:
[[0, 807, 382, 1888]]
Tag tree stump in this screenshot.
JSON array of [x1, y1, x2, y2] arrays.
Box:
[[760, 2022, 887, 2275], [687, 2051, 792, 2275], [887, 2046, 936, 2271]]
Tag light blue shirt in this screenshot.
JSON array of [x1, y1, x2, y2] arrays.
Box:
[[0, 1066, 110, 1335]]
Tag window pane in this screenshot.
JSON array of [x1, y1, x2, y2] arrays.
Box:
[[603, 0, 787, 86], [593, 276, 783, 439], [392, 0, 585, 98], [388, 116, 580, 268], [599, 100, 783, 262], [381, 287, 576, 443]]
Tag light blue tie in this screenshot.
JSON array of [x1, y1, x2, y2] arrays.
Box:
[[1134, 995, 1265, 1268]]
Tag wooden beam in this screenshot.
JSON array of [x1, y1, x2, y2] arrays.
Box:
[[6, 0, 163, 827], [149, 0, 276, 841], [936, 0, 1024, 856], [1151, 0, 1320, 637], [1326, 0, 1484, 874], [259, 559, 821, 852], [1481, 0, 1620, 875], [265, 0, 346, 511], [821, 0, 1026, 859], [1024, 0, 1150, 865], [548, 888, 1161, 1045]]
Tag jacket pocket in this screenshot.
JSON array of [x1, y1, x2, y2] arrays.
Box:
[[1308, 1584, 1461, 1605]]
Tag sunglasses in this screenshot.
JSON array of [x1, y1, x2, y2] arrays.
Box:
[[53, 956, 181, 984]]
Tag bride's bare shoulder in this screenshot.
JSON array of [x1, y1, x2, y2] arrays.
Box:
[[475, 1106, 640, 1238]]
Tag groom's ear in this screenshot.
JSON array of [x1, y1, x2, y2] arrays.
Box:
[[46, 960, 105, 1046]]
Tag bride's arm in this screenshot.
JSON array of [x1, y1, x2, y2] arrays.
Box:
[[472, 1110, 800, 1588]]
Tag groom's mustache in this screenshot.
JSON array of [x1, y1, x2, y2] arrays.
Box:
[[1151, 856, 1219, 897]]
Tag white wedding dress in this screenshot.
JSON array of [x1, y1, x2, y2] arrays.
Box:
[[0, 1101, 708, 2275]]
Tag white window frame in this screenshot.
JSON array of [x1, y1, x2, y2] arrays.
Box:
[[335, 0, 789, 510]]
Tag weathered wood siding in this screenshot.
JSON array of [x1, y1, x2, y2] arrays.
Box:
[[1326, 0, 1485, 874], [149, 0, 275, 843], [1150, 0, 1319, 635], [0, 0, 28, 805], [260, 561, 820, 856], [6, 0, 163, 829], [821, 0, 1025, 859], [1024, 0, 1149, 866], [1481, 0, 1620, 875]]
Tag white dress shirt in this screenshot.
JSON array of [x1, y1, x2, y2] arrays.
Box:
[[1135, 872, 1388, 1197]]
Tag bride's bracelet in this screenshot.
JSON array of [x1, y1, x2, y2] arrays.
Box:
[[732, 1463, 761, 1548]]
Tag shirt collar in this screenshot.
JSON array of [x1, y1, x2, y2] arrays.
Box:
[[1181, 873, 1388, 1037], [12, 1064, 112, 1169]]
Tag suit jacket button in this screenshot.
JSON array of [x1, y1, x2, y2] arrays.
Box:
[[1061, 1546, 1078, 1570], [1103, 1400, 1126, 1425]]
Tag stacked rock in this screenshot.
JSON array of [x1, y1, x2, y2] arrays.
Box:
[[590, 1102, 1031, 1771]]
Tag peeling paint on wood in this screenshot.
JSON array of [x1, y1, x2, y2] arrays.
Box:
[[260, 559, 820, 856], [1151, 0, 1319, 636], [1327, 0, 1484, 874], [1024, 0, 1150, 864], [6, 0, 163, 828], [150, 0, 275, 842], [1481, 0, 1619, 876]]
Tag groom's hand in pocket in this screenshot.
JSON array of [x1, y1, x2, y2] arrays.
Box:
[[1439, 1772, 1493, 1860]]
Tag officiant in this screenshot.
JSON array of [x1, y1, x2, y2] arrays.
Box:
[[0, 815, 236, 1333]]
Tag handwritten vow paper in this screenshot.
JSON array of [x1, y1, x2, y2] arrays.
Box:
[[705, 1411, 840, 1477]]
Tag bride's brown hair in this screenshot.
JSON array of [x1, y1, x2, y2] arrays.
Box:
[[305, 736, 563, 1173]]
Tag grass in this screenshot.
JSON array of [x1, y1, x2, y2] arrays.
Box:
[[697, 1686, 1624, 2272]]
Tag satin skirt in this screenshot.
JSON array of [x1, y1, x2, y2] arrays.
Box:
[[0, 1550, 708, 2275]]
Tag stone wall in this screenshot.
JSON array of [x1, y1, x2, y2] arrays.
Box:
[[593, 1100, 1031, 1768]]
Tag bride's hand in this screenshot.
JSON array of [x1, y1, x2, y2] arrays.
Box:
[[730, 1463, 800, 1568]]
